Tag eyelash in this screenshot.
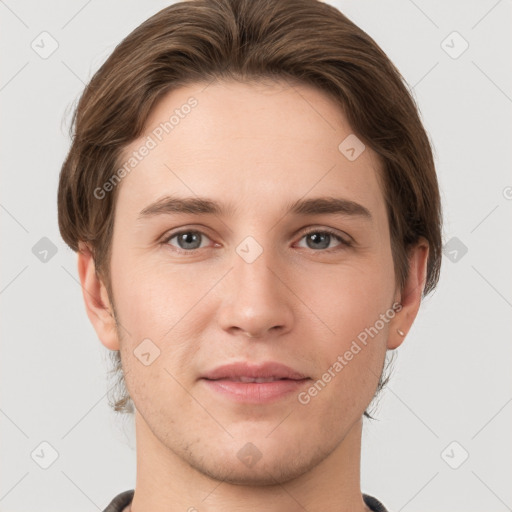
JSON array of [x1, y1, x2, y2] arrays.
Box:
[[161, 227, 352, 254]]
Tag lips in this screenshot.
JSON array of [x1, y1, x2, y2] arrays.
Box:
[[200, 362, 310, 403], [201, 361, 308, 382], [232, 376, 286, 383]]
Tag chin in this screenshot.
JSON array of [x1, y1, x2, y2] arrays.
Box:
[[182, 435, 332, 487]]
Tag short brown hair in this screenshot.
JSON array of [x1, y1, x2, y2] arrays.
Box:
[[58, 0, 442, 415]]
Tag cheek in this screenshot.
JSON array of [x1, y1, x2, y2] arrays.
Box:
[[110, 245, 198, 334], [297, 272, 392, 417], [110, 253, 220, 390], [305, 251, 395, 338], [113, 262, 205, 411], [300, 252, 395, 394]]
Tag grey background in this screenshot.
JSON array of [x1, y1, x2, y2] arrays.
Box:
[[1, 1, 511, 510]]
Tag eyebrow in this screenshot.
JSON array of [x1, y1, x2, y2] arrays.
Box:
[[137, 195, 372, 221]]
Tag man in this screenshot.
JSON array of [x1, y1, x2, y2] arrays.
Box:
[[57, 1, 442, 510]]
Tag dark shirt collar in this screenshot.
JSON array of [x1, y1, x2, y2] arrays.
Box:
[[102, 490, 389, 512]]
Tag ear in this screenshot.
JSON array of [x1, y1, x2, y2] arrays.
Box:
[[77, 242, 120, 351], [387, 238, 429, 350]]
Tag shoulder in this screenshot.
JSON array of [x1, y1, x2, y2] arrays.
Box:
[[101, 490, 386, 512], [102, 490, 134, 512], [363, 493, 390, 512]]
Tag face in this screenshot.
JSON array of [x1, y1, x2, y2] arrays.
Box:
[[94, 79, 406, 484]]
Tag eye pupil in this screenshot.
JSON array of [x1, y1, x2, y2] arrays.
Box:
[[167, 229, 345, 253], [307, 232, 330, 250], [178, 232, 201, 249]]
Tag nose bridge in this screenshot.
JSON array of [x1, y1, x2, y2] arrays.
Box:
[[218, 233, 293, 337], [235, 235, 279, 294]]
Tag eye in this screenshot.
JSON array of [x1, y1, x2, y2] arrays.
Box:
[[164, 230, 212, 252], [161, 227, 352, 254], [296, 228, 351, 251]]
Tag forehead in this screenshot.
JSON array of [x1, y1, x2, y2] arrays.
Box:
[[115, 79, 385, 222]]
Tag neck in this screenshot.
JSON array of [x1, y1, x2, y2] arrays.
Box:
[[129, 410, 370, 512]]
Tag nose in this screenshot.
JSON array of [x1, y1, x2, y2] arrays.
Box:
[[216, 243, 294, 339]]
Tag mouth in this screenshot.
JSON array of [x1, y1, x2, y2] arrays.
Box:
[[201, 378, 310, 403], [201, 361, 308, 381], [200, 362, 310, 403], [204, 376, 303, 383]]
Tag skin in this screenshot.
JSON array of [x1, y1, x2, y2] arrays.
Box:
[[78, 78, 428, 512]]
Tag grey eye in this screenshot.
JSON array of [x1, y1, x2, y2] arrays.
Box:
[[167, 231, 208, 250]]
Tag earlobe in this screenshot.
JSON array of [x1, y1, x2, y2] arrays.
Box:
[[77, 242, 120, 351], [387, 239, 429, 350]]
